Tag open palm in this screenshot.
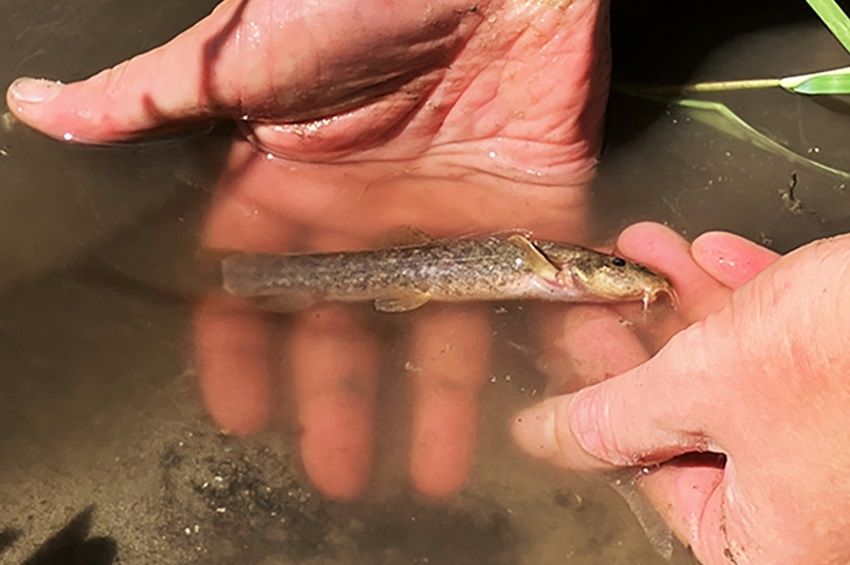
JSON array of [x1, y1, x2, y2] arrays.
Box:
[[7, 0, 610, 499]]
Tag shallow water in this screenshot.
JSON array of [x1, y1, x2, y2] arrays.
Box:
[[1, 1, 849, 563]]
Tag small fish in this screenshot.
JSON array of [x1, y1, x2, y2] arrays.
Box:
[[220, 234, 672, 313]]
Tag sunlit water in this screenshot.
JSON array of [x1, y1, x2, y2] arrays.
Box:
[[1, 1, 848, 563]]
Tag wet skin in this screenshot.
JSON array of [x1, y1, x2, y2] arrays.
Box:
[[7, 0, 611, 500], [516, 222, 850, 564]]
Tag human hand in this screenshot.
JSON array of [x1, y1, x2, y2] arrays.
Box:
[[5, 0, 612, 500], [514, 222, 850, 563], [4, 0, 608, 183]]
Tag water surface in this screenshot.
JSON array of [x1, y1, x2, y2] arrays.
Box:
[[1, 1, 848, 563]]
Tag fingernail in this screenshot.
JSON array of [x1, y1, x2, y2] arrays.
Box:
[[8, 77, 63, 104]]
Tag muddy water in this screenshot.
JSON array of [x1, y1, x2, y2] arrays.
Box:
[[1, 1, 848, 563]]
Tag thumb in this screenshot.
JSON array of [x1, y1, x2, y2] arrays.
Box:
[[5, 0, 255, 143], [513, 324, 721, 471]]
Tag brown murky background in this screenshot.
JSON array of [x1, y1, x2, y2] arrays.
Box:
[[1, 0, 849, 563]]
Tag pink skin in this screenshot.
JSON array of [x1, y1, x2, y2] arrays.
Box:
[[6, 0, 610, 500], [514, 221, 850, 564], [5, 0, 608, 182]]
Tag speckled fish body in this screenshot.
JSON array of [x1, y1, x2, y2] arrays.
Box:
[[221, 235, 671, 313]]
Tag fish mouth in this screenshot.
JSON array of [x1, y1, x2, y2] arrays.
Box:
[[641, 283, 677, 311], [556, 270, 640, 303], [554, 269, 675, 308]]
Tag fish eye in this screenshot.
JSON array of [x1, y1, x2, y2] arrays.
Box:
[[611, 257, 626, 267]]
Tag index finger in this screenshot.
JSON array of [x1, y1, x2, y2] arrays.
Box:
[[616, 222, 733, 324], [691, 231, 780, 289]]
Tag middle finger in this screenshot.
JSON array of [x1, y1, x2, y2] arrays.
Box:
[[407, 304, 491, 498]]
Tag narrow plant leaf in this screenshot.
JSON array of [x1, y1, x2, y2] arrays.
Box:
[[652, 97, 850, 180], [618, 67, 850, 96], [615, 79, 780, 95], [805, 0, 850, 55], [615, 0, 850, 97], [779, 66, 850, 94], [675, 98, 850, 179]]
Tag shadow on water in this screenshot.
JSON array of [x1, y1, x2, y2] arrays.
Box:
[[0, 0, 224, 297], [22, 507, 116, 565], [0, 528, 22, 556]]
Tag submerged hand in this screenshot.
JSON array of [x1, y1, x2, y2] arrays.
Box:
[[6, 0, 612, 499], [515, 222, 850, 563]]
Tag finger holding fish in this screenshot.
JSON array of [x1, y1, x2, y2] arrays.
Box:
[[619, 227, 780, 557], [613, 223, 777, 352], [513, 225, 729, 558], [529, 230, 673, 394], [514, 222, 788, 560], [512, 224, 733, 468], [586, 223, 737, 356], [617, 223, 731, 323]]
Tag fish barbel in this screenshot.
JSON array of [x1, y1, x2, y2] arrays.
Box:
[[221, 234, 672, 313]]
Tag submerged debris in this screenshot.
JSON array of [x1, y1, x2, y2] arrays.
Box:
[[1, 112, 16, 133], [780, 172, 805, 215], [156, 430, 520, 564], [779, 171, 826, 223]]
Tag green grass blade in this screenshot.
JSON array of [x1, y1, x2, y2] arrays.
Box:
[[615, 79, 781, 95], [779, 65, 850, 94], [673, 98, 850, 179], [617, 69, 850, 95], [617, 93, 850, 180], [805, 0, 850, 54]]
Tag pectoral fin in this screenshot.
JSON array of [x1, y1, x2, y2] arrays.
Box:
[[374, 291, 430, 313], [507, 235, 559, 280]]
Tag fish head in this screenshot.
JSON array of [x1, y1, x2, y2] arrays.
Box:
[[548, 249, 673, 307]]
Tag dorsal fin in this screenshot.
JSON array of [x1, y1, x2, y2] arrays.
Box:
[[506, 235, 559, 281]]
